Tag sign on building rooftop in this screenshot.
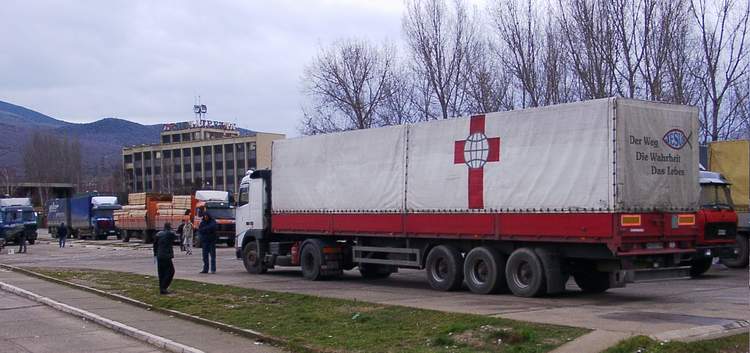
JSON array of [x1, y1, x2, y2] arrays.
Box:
[[162, 120, 237, 132]]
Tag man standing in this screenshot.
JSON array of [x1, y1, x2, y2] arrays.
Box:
[[198, 211, 217, 274], [153, 223, 177, 295], [58, 223, 68, 248]]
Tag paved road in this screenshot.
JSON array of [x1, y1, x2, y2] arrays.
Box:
[[2, 230, 748, 337], [0, 289, 162, 353]]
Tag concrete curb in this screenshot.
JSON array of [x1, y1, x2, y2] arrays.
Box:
[[0, 264, 314, 353], [0, 280, 205, 353], [650, 319, 750, 343]]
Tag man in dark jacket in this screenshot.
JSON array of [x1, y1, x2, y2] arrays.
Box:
[[198, 212, 218, 273], [58, 223, 68, 248], [153, 223, 177, 294]]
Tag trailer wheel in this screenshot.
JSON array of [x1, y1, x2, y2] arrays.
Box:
[[359, 263, 393, 279], [243, 240, 267, 274], [689, 257, 713, 277], [425, 245, 464, 291], [300, 241, 324, 281], [720, 234, 749, 268], [505, 248, 546, 297], [573, 271, 610, 293], [464, 246, 508, 294]]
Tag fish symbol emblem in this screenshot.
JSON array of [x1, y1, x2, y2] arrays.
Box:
[[662, 129, 691, 150]]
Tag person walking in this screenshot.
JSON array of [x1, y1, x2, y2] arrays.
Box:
[[16, 226, 27, 254], [198, 211, 217, 274], [176, 219, 185, 252], [182, 211, 194, 256], [153, 223, 177, 295], [58, 223, 68, 248]]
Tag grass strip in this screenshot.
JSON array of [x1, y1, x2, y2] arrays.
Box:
[[33, 268, 586, 353], [604, 333, 749, 353]]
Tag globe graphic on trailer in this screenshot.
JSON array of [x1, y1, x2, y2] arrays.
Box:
[[463, 132, 489, 169]]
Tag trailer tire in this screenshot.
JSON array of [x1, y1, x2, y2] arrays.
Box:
[[359, 263, 393, 279], [573, 271, 610, 293], [300, 241, 324, 281], [425, 245, 464, 291], [243, 240, 267, 274], [690, 257, 713, 277], [464, 246, 508, 294], [720, 234, 749, 268], [506, 248, 546, 297]]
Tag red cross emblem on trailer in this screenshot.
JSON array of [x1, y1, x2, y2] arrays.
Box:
[[454, 115, 500, 209]]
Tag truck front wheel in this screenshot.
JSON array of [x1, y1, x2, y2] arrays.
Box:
[[243, 241, 267, 274], [720, 234, 749, 268], [506, 248, 546, 297], [464, 246, 508, 294], [425, 245, 464, 291], [300, 242, 324, 280]]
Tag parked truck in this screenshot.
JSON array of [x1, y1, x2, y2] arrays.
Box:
[[47, 194, 122, 240], [235, 98, 701, 297], [707, 140, 749, 268], [0, 198, 38, 245], [685, 170, 739, 276], [115, 193, 172, 243], [192, 190, 236, 247]]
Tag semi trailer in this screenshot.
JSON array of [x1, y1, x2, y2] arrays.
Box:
[[235, 98, 701, 297], [47, 194, 122, 240]]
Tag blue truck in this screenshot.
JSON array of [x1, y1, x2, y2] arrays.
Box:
[[47, 193, 122, 240], [0, 198, 38, 245]]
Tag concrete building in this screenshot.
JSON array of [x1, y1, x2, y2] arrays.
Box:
[[122, 120, 284, 195]]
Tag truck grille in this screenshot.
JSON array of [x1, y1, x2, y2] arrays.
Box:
[[704, 222, 737, 240]]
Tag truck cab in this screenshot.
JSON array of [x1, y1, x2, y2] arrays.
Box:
[[193, 190, 237, 247], [235, 170, 268, 261], [688, 171, 739, 276], [90, 196, 122, 240], [0, 198, 38, 245]]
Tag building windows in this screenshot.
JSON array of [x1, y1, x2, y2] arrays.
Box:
[[183, 164, 191, 173], [181, 133, 190, 142], [172, 134, 181, 143], [194, 163, 202, 172], [144, 152, 151, 160], [173, 149, 181, 158], [145, 167, 152, 175], [216, 176, 224, 185], [215, 161, 223, 170], [154, 166, 161, 175], [193, 147, 201, 156], [182, 148, 190, 157], [173, 165, 181, 173], [237, 159, 245, 170], [226, 160, 234, 169], [134, 153, 142, 162], [124, 154, 133, 163], [205, 162, 212, 170], [163, 150, 171, 159], [162, 135, 170, 144]]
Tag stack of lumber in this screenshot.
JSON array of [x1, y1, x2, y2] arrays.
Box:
[[156, 195, 191, 216], [128, 193, 147, 205]]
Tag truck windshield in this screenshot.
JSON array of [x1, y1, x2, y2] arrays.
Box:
[[22, 210, 36, 222], [700, 184, 734, 209], [206, 207, 234, 219], [93, 209, 115, 219]]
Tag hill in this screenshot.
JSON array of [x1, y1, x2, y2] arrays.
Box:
[[0, 101, 252, 179]]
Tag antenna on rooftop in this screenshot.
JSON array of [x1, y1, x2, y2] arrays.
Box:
[[193, 96, 207, 123]]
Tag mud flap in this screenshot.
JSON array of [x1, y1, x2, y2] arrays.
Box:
[[534, 248, 567, 295]]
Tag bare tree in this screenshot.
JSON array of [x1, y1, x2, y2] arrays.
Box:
[[22, 132, 82, 185], [558, 0, 619, 99], [403, 0, 477, 119], [301, 39, 396, 134], [463, 37, 514, 112], [690, 0, 750, 142]]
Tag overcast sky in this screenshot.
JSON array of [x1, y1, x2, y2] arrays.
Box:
[[0, 1, 412, 137]]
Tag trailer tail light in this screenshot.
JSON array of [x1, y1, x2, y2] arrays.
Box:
[[676, 214, 695, 226], [620, 214, 642, 227]]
